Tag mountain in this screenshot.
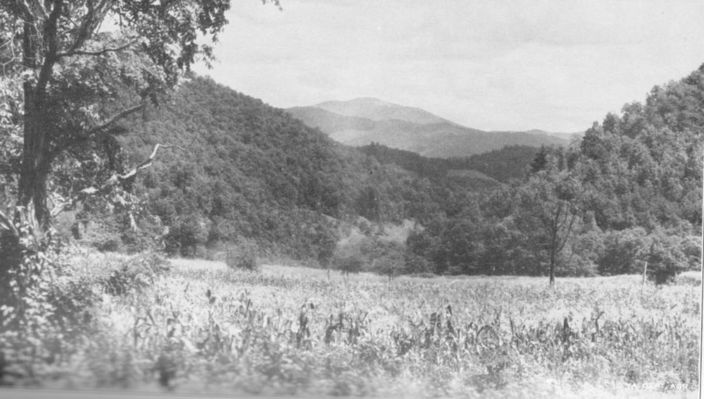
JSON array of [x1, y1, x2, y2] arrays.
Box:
[[110, 77, 496, 259], [518, 129, 582, 142], [314, 97, 450, 125], [287, 98, 569, 158]]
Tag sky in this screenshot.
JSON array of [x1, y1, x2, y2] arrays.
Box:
[[192, 0, 704, 132]]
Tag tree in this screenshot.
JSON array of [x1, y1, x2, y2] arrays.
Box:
[[515, 169, 583, 285], [0, 0, 262, 231]]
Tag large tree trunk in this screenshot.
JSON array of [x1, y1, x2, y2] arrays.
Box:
[[17, 84, 52, 230]]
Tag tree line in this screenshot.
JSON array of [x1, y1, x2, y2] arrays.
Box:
[[0, 0, 701, 287], [404, 65, 703, 283]]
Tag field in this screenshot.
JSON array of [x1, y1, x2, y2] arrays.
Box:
[[1, 251, 701, 398]]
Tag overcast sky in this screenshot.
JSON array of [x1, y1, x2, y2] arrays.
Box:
[[193, 0, 704, 132]]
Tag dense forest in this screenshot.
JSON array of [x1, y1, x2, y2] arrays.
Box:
[[359, 143, 540, 183], [405, 65, 703, 281], [3, 63, 701, 283], [69, 76, 492, 262]]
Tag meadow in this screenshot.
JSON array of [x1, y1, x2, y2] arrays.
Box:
[[1, 250, 700, 398]]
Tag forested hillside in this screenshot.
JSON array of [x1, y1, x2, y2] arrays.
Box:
[[359, 143, 540, 183], [101, 77, 488, 260], [407, 65, 704, 280], [59, 65, 704, 282]]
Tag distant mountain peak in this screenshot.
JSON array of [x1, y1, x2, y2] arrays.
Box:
[[317, 97, 388, 105], [287, 98, 570, 158], [311, 97, 450, 125]]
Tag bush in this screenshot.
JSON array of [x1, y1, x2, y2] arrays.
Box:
[[332, 254, 363, 275], [225, 240, 260, 271], [102, 252, 170, 296], [598, 228, 648, 275], [330, 228, 370, 275], [119, 216, 163, 254], [47, 276, 100, 336], [95, 237, 121, 252], [404, 252, 433, 274], [73, 215, 123, 253], [566, 255, 599, 277], [647, 231, 689, 285], [164, 215, 209, 257], [0, 212, 100, 385], [371, 242, 405, 279], [679, 235, 701, 270]]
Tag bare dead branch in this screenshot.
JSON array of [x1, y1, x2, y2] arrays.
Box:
[[80, 143, 182, 196], [49, 142, 181, 219]]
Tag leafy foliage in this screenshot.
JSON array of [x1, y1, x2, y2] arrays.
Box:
[[407, 65, 703, 281], [111, 77, 485, 262], [225, 240, 260, 272]]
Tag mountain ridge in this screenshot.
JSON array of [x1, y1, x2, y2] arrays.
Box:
[[112, 77, 498, 259], [287, 98, 569, 158], [313, 97, 452, 125]]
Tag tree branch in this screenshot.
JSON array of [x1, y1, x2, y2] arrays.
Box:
[[29, 0, 48, 19], [50, 142, 182, 218], [57, 39, 136, 59], [48, 103, 146, 160], [79, 143, 182, 196], [87, 103, 144, 135], [14, 0, 37, 19], [33, 0, 62, 95], [66, 0, 112, 56]]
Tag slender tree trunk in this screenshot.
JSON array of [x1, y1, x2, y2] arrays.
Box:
[[549, 246, 556, 286], [548, 214, 559, 286]]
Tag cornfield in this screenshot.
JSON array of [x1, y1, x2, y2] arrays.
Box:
[[0, 252, 700, 398]]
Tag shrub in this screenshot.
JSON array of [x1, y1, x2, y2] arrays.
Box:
[[0, 209, 99, 384], [46, 276, 101, 337], [225, 240, 260, 271], [330, 228, 370, 275], [119, 217, 162, 254], [404, 252, 433, 274], [95, 237, 121, 252], [568, 255, 599, 277], [679, 235, 701, 270], [73, 216, 123, 253], [647, 231, 689, 285], [164, 215, 209, 257], [371, 242, 405, 279], [332, 254, 363, 276], [598, 228, 648, 275], [102, 252, 170, 296]]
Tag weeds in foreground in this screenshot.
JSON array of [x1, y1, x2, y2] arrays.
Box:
[[0, 252, 699, 397]]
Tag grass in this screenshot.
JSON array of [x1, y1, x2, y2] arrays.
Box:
[[1, 252, 700, 398]]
